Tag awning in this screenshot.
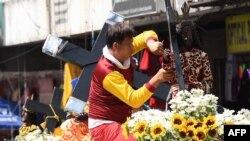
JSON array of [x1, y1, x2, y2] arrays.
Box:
[[0, 98, 22, 130]]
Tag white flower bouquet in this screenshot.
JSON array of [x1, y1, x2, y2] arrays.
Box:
[[15, 129, 60, 141], [122, 88, 250, 141], [169, 89, 218, 120]]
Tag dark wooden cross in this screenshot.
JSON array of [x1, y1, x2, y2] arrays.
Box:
[[42, 11, 124, 114], [42, 11, 170, 114], [24, 87, 67, 133]]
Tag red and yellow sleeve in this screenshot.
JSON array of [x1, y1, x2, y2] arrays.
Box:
[[102, 71, 155, 108], [132, 30, 159, 55]]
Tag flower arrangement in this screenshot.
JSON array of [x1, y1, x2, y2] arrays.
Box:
[[15, 129, 60, 141], [122, 88, 250, 141], [216, 108, 250, 140], [122, 109, 172, 140]]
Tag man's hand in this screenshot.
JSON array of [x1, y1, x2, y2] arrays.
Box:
[[147, 40, 164, 56], [148, 68, 175, 89]]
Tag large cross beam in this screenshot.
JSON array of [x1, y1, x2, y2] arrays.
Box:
[[42, 11, 170, 114], [42, 11, 124, 114], [42, 11, 123, 67], [24, 87, 67, 133]]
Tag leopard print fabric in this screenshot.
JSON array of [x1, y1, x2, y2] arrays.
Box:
[[164, 48, 213, 93]]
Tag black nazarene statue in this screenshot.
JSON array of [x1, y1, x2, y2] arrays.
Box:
[[141, 2, 214, 110]]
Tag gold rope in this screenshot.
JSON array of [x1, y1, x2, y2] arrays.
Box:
[[45, 104, 60, 121]]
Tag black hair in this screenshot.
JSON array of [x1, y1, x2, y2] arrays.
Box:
[[105, 22, 136, 48], [22, 110, 37, 124], [176, 20, 202, 50], [27, 112, 37, 123]]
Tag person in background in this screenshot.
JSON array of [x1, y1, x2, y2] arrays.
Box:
[[237, 63, 250, 109], [16, 95, 43, 137], [17, 106, 40, 137], [88, 22, 174, 141]]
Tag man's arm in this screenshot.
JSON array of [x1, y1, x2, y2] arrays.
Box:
[[103, 71, 155, 108], [132, 30, 160, 55]]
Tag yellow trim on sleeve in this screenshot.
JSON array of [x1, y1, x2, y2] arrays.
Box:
[[103, 71, 153, 108], [132, 30, 158, 55]]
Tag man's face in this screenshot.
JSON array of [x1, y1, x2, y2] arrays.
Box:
[[115, 37, 133, 62], [181, 26, 193, 47]]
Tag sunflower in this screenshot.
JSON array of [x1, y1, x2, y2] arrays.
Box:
[[225, 121, 234, 125], [194, 120, 206, 129], [133, 132, 142, 139], [171, 114, 186, 130], [133, 121, 148, 138], [207, 124, 218, 138], [186, 126, 196, 138], [192, 135, 202, 141], [150, 124, 166, 140], [195, 127, 206, 141], [186, 118, 197, 127], [204, 116, 216, 128], [178, 127, 187, 139]]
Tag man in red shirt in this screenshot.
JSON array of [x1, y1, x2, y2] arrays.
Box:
[[88, 22, 174, 141]]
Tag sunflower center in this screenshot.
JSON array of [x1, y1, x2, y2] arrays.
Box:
[[138, 125, 145, 133], [195, 122, 202, 128], [179, 131, 186, 138], [187, 130, 194, 137], [206, 120, 214, 126], [187, 122, 194, 126], [208, 129, 217, 137], [154, 128, 162, 134], [197, 132, 205, 140], [174, 119, 182, 125]]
